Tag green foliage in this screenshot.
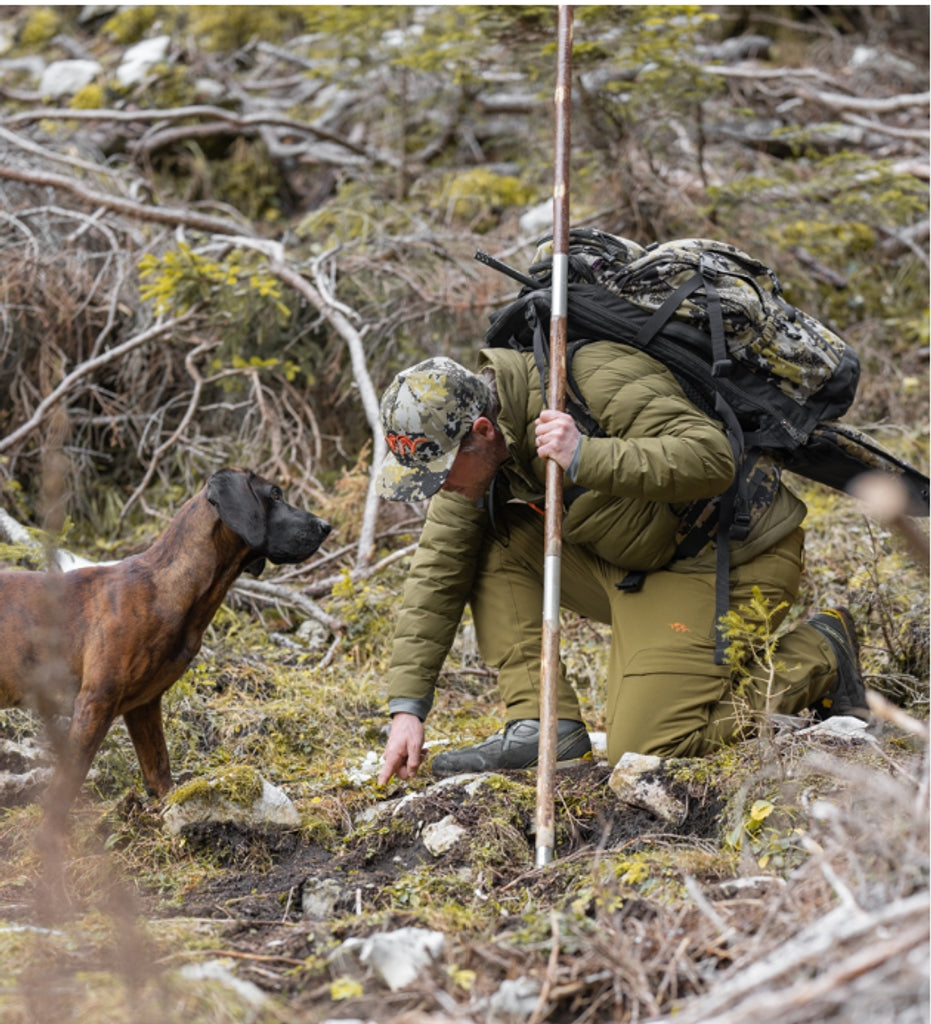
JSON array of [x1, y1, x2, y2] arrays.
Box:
[[297, 180, 416, 250], [69, 83, 106, 110], [102, 5, 160, 45], [128, 62, 198, 110], [708, 156, 929, 336], [435, 168, 537, 229], [328, 571, 397, 667], [167, 765, 265, 810], [19, 7, 61, 47], [719, 587, 789, 699], [211, 138, 284, 224], [572, 7, 720, 130], [138, 240, 289, 338], [725, 795, 805, 870], [185, 6, 314, 52]]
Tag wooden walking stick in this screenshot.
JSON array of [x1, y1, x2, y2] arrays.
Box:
[[536, 3, 573, 868]]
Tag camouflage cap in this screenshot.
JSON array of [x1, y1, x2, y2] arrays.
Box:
[[377, 357, 490, 502]]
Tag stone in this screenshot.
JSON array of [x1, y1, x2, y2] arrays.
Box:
[[179, 960, 269, 1009], [39, 59, 100, 97], [800, 716, 870, 740], [422, 814, 466, 856], [302, 877, 343, 920], [328, 927, 445, 991], [116, 35, 170, 87], [608, 751, 687, 823], [163, 770, 301, 834], [485, 976, 542, 1023]]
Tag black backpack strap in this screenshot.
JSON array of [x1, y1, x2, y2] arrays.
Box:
[[634, 255, 734, 379], [634, 272, 706, 348], [712, 490, 734, 664]]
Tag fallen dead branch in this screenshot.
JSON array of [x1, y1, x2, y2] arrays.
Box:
[[231, 577, 344, 635], [0, 163, 250, 236], [0, 311, 200, 458], [647, 891, 929, 1024]]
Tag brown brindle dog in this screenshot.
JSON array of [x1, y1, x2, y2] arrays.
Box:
[[0, 468, 330, 831]]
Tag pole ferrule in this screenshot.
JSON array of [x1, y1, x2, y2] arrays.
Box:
[[551, 253, 569, 318], [543, 554, 561, 624]]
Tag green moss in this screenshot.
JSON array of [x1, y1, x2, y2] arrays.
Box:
[[166, 764, 265, 810], [102, 6, 160, 45], [434, 168, 537, 230], [70, 83, 106, 110], [186, 6, 312, 51], [19, 7, 61, 47]]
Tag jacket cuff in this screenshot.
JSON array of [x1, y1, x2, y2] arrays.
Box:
[[388, 696, 433, 721], [566, 435, 584, 483]]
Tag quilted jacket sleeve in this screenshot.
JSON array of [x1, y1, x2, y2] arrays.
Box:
[[386, 489, 489, 718], [571, 348, 736, 503]]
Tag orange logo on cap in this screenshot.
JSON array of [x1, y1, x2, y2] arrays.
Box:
[[386, 433, 429, 456]]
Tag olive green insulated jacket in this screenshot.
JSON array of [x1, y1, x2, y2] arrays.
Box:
[[386, 341, 806, 718]]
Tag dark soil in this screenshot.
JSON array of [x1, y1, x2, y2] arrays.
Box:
[[170, 760, 725, 927]]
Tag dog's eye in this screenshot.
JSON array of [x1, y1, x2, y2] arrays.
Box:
[[270, 487, 282, 502]]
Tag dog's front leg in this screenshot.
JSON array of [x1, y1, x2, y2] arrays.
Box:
[[123, 697, 173, 799], [40, 691, 116, 834]]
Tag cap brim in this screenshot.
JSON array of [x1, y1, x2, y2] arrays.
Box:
[[376, 446, 458, 502]]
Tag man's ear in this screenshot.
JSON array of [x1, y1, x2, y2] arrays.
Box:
[[471, 416, 497, 440]]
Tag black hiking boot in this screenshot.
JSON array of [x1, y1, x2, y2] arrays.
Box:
[[431, 719, 592, 777], [807, 607, 871, 722]]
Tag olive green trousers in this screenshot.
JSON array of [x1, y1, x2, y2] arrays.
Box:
[[470, 506, 837, 764]]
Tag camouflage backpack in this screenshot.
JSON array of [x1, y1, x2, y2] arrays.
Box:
[[479, 228, 929, 660]]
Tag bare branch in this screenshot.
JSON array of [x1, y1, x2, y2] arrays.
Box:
[[305, 541, 417, 598], [0, 164, 250, 236], [231, 577, 344, 635], [0, 310, 200, 456], [2, 102, 400, 169], [227, 237, 387, 568], [117, 340, 218, 529]]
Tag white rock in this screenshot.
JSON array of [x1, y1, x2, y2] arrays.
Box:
[[296, 616, 330, 650], [116, 35, 170, 87], [39, 59, 100, 98], [345, 750, 383, 786], [422, 814, 466, 856], [0, 55, 45, 80], [329, 927, 445, 991], [800, 716, 870, 740], [179, 960, 269, 1008], [194, 77, 226, 100], [519, 200, 552, 239], [486, 976, 542, 1023], [163, 774, 301, 834], [302, 877, 343, 920], [588, 730, 608, 756], [608, 751, 687, 823], [431, 771, 503, 796], [0, 765, 54, 805], [714, 875, 787, 899], [355, 771, 503, 827]]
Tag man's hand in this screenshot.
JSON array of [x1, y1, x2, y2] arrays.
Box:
[[535, 409, 581, 471], [378, 712, 425, 785]]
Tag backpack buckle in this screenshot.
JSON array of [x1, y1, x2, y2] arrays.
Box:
[[711, 358, 733, 377], [699, 252, 720, 283], [730, 510, 752, 540]]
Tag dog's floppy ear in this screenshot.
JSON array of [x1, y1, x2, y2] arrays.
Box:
[[206, 469, 267, 550]]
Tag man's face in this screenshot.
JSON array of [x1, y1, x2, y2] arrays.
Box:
[[440, 443, 480, 496]]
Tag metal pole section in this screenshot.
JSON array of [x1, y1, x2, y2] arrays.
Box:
[[536, 3, 573, 869]]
